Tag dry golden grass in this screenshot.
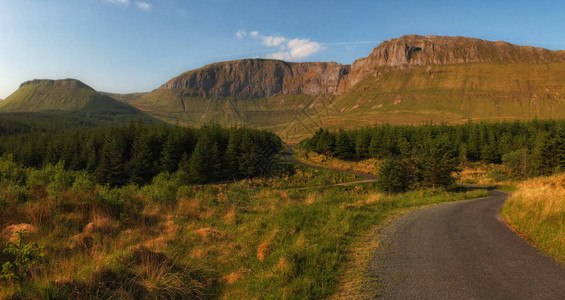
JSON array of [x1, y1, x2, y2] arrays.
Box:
[[502, 173, 565, 263], [458, 162, 512, 186], [297, 151, 381, 175]]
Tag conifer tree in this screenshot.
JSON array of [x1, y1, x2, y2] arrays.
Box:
[[129, 134, 154, 185], [225, 130, 242, 178], [95, 131, 126, 186], [239, 132, 260, 177], [334, 130, 354, 159], [376, 156, 415, 193]]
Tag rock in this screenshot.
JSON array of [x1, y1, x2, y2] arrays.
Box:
[[344, 35, 565, 88], [159, 59, 350, 98]]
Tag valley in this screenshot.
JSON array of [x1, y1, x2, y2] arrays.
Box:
[[2, 34, 565, 298]]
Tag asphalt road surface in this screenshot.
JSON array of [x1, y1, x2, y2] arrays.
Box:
[[371, 189, 565, 299]]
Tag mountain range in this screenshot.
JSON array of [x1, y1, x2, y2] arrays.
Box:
[[4, 35, 565, 140]]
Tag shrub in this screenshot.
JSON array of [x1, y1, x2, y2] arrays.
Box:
[[141, 172, 178, 204], [96, 186, 126, 218], [72, 171, 96, 194], [0, 230, 44, 283], [376, 157, 416, 193], [0, 155, 27, 185], [9, 185, 30, 203], [46, 162, 73, 196]]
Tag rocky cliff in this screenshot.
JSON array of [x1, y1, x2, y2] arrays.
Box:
[[159, 59, 350, 98], [344, 35, 565, 88], [156, 35, 565, 98]]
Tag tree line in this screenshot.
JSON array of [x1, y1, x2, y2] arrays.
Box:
[[301, 121, 565, 192], [0, 121, 282, 187]]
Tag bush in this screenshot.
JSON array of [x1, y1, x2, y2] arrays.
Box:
[[502, 149, 528, 179], [0, 230, 44, 283], [140, 172, 179, 204], [376, 157, 416, 193], [46, 162, 73, 196], [0, 155, 27, 185], [9, 185, 30, 203], [96, 186, 126, 217], [72, 171, 96, 194]]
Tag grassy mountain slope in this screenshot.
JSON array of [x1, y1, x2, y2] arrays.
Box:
[[320, 63, 565, 129], [0, 79, 141, 115], [124, 89, 326, 128]]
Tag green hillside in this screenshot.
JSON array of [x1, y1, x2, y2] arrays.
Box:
[[318, 63, 565, 129], [0, 79, 141, 115]]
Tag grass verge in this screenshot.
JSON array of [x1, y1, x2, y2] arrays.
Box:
[[0, 160, 486, 299], [501, 173, 565, 264]]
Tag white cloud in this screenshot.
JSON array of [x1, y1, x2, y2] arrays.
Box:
[[104, 0, 129, 5], [239, 30, 324, 61], [262, 36, 286, 47], [267, 38, 324, 61], [235, 30, 247, 39], [136, 1, 151, 10]]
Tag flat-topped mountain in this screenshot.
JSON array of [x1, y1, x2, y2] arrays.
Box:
[[159, 59, 350, 98], [361, 35, 565, 67], [0, 79, 141, 115], [148, 35, 565, 98], [345, 35, 565, 88]]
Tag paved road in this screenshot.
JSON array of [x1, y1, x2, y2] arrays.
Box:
[[371, 189, 565, 299]]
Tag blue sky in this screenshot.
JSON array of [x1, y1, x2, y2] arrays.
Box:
[[1, 0, 565, 98]]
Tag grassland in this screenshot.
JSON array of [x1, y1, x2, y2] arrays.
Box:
[[0, 80, 140, 116], [0, 157, 488, 299], [329, 63, 565, 126], [501, 174, 565, 264], [294, 149, 381, 176]]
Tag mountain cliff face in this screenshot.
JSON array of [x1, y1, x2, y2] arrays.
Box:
[[159, 59, 350, 98], [344, 35, 565, 88], [153, 35, 565, 98]]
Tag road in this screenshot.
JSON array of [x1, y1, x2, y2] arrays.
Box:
[[371, 189, 565, 299], [283, 145, 565, 298]]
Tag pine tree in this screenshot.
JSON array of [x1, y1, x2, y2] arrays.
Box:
[[225, 130, 242, 178], [355, 130, 371, 158], [334, 129, 354, 159], [480, 132, 500, 163], [415, 134, 460, 188], [187, 136, 213, 183], [376, 156, 416, 193], [239, 132, 260, 177], [129, 134, 155, 186], [315, 129, 335, 156], [160, 131, 183, 173], [95, 131, 126, 187]]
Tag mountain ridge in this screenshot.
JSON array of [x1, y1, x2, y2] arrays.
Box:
[[6, 35, 565, 140]]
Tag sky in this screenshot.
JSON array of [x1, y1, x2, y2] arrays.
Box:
[[1, 0, 565, 98]]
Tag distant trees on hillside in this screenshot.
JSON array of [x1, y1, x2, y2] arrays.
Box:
[[302, 120, 565, 189], [0, 121, 282, 186]]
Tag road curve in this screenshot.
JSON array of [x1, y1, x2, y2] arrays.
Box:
[[371, 189, 565, 299]]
